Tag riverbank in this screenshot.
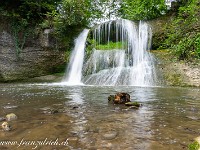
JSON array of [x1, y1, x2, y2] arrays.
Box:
[[153, 50, 200, 87]]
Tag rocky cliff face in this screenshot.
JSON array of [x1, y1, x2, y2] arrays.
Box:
[[0, 28, 65, 82], [152, 50, 200, 87]]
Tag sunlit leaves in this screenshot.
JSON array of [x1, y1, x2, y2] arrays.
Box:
[[121, 0, 167, 20]]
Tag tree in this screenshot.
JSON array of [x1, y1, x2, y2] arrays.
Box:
[[0, 0, 61, 25], [120, 0, 167, 20]]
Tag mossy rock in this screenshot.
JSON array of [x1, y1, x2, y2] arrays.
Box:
[[108, 95, 115, 102], [125, 102, 141, 107]]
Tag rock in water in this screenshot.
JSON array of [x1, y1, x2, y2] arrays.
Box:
[[108, 93, 131, 104], [6, 113, 17, 121], [114, 93, 130, 104], [102, 131, 118, 140], [125, 102, 141, 107], [0, 117, 6, 122], [108, 95, 115, 103], [1, 122, 11, 131]]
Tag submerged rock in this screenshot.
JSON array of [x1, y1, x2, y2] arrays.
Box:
[[102, 131, 118, 140], [0, 117, 6, 122], [1, 122, 11, 131], [40, 107, 59, 114], [6, 113, 17, 121]]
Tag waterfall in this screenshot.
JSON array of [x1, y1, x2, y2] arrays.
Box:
[[62, 29, 89, 85], [62, 19, 157, 86]]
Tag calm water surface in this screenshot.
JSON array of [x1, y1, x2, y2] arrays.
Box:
[[0, 83, 200, 150]]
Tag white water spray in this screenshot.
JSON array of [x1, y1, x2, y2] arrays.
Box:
[[62, 29, 89, 85], [62, 19, 157, 86]]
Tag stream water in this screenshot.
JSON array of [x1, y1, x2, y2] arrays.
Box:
[[0, 83, 200, 150]]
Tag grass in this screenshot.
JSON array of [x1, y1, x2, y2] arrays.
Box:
[[95, 41, 126, 50]]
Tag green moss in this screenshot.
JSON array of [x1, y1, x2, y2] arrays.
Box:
[[188, 141, 200, 150], [95, 42, 126, 50], [165, 73, 182, 86], [125, 102, 141, 107]]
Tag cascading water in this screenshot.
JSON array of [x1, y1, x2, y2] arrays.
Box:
[[62, 19, 157, 86], [62, 29, 89, 85]]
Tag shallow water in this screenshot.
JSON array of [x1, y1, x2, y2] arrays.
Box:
[[0, 84, 200, 150]]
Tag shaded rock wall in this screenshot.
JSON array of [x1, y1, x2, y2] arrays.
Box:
[[0, 27, 65, 82], [148, 14, 175, 50]]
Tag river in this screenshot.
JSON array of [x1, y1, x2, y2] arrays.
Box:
[[0, 83, 199, 149]]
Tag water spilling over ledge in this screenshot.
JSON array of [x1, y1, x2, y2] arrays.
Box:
[[62, 19, 157, 86]]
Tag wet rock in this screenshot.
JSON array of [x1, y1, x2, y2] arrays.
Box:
[[108, 93, 130, 104], [125, 102, 141, 107], [108, 95, 115, 103], [72, 106, 79, 109], [102, 131, 118, 140], [0, 117, 6, 122], [1, 122, 11, 131], [6, 113, 17, 121], [114, 93, 130, 104]]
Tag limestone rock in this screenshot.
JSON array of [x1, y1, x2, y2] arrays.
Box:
[[1, 122, 11, 131], [6, 113, 17, 121]]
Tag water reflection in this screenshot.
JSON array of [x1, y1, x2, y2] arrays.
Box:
[[0, 84, 200, 149], [65, 87, 85, 105]]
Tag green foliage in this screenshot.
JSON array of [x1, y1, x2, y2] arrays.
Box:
[[120, 0, 167, 20], [58, 0, 90, 26], [188, 141, 200, 150], [11, 19, 30, 57], [173, 33, 200, 60], [0, 0, 61, 56], [95, 42, 126, 50], [160, 0, 200, 60], [0, 0, 60, 25], [52, 0, 91, 48]]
